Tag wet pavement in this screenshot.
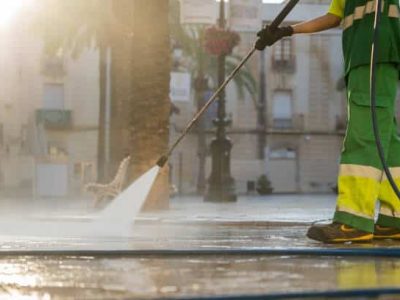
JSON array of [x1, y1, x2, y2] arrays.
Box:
[[1, 255, 400, 299], [0, 194, 399, 299]]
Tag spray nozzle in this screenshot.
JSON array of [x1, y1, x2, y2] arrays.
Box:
[[156, 155, 168, 168]]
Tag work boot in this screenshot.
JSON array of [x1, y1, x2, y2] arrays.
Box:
[[306, 222, 373, 243], [374, 225, 400, 240]]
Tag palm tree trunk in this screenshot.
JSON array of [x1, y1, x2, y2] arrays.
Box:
[[109, 0, 135, 175], [129, 0, 171, 210], [108, 0, 170, 210]]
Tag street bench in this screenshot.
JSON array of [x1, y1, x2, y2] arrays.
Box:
[[85, 156, 131, 206]]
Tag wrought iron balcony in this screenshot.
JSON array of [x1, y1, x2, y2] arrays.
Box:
[[269, 114, 305, 131], [36, 109, 72, 129]]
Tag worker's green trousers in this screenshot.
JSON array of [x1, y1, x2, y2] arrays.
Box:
[[333, 64, 400, 233]]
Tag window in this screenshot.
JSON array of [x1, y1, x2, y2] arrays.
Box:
[[41, 54, 65, 78], [272, 90, 292, 129], [272, 38, 295, 71], [43, 83, 64, 109], [269, 148, 296, 159]]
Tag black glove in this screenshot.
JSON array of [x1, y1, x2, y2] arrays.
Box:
[[255, 25, 294, 51]]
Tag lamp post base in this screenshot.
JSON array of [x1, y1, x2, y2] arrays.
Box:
[[204, 137, 237, 202]]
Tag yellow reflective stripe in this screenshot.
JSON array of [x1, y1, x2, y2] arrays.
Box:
[[340, 166, 400, 181], [380, 205, 400, 218], [382, 167, 400, 181], [339, 164, 382, 180], [343, 0, 375, 30], [343, 15, 354, 30], [354, 6, 366, 20], [343, 0, 397, 30], [389, 4, 400, 17], [365, 0, 375, 13]]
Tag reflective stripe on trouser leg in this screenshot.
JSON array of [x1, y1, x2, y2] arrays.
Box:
[[334, 64, 399, 233], [377, 118, 400, 229], [335, 166, 380, 232]]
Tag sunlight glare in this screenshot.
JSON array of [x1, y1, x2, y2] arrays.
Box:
[[216, 0, 285, 2], [0, 0, 30, 26]]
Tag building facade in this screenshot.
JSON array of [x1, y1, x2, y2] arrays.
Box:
[[169, 0, 349, 194], [0, 16, 99, 196], [2, 0, 398, 197]]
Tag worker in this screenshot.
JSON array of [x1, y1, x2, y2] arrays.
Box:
[[255, 0, 400, 243]]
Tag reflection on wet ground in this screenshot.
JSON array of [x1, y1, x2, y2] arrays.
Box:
[[0, 222, 399, 298], [0, 254, 399, 298], [0, 195, 398, 298], [0, 222, 398, 251]]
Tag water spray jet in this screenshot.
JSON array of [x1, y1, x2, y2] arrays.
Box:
[[100, 0, 300, 222]]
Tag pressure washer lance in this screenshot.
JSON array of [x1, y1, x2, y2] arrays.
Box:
[[370, 0, 400, 199], [156, 0, 300, 168]]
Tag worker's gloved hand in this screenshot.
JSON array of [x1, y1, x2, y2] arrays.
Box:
[[255, 25, 294, 51]]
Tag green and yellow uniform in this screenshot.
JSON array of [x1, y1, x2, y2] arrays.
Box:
[[328, 0, 400, 232]]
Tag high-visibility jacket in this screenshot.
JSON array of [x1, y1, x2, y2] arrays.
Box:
[[342, 0, 400, 76]]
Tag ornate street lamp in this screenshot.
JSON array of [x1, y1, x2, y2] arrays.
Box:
[[205, 0, 237, 202]]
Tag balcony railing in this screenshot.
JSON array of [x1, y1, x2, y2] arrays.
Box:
[[269, 114, 304, 131], [273, 118, 292, 129], [272, 58, 296, 73], [36, 109, 72, 129]]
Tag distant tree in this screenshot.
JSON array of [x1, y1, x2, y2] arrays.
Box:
[[33, 0, 171, 209], [256, 175, 273, 195]]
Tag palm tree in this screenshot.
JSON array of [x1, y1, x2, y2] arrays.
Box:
[[33, 0, 171, 209], [127, 0, 171, 210], [170, 17, 257, 194]]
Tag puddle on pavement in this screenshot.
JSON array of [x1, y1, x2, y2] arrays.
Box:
[[0, 255, 399, 299]]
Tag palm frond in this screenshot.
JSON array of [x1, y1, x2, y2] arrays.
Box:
[[31, 0, 113, 57], [171, 20, 257, 105], [225, 59, 257, 97]]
